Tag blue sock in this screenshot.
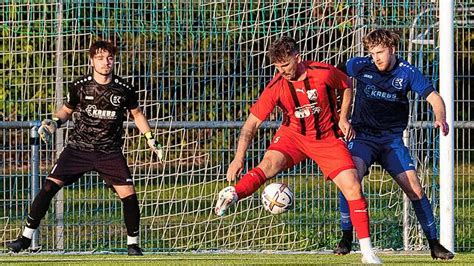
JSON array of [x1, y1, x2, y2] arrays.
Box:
[[412, 194, 438, 240], [339, 191, 353, 231]]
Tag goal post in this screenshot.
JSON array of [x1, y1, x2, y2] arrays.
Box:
[[439, 0, 455, 252]]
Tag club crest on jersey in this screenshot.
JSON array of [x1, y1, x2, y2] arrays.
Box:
[[306, 89, 318, 101], [110, 95, 123, 106], [85, 104, 117, 119], [392, 78, 404, 90]]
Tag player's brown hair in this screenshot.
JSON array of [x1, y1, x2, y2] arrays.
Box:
[[363, 29, 400, 50], [89, 40, 118, 58], [268, 36, 299, 63]]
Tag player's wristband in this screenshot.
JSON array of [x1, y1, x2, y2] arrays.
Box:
[[52, 117, 63, 127], [144, 131, 154, 140]]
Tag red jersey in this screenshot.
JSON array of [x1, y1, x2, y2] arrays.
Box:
[[250, 61, 350, 139]]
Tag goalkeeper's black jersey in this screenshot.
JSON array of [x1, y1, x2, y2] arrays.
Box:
[[65, 74, 138, 153]]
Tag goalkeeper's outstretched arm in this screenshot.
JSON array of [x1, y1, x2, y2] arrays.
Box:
[[130, 107, 163, 161], [226, 113, 263, 181]]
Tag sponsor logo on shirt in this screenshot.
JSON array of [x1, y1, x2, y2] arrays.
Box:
[[294, 103, 321, 118], [85, 95, 94, 100], [364, 85, 398, 101], [363, 74, 373, 79], [85, 105, 117, 119]]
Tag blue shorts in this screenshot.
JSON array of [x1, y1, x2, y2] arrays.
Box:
[[347, 132, 415, 177]]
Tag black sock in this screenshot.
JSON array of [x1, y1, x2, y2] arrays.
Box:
[[121, 194, 140, 237], [428, 239, 439, 249], [342, 229, 353, 240], [27, 179, 62, 229]]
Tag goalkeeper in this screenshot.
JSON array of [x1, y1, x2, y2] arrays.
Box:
[[6, 40, 162, 256], [215, 36, 381, 264], [333, 29, 454, 260]]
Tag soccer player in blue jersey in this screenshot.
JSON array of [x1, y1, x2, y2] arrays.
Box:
[[333, 29, 454, 260]]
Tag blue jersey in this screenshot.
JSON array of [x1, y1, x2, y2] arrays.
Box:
[[346, 56, 434, 135]]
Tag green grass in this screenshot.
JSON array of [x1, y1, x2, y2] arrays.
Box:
[[0, 253, 473, 265]]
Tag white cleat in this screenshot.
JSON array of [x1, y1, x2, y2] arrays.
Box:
[[214, 186, 238, 216], [361, 252, 382, 264]]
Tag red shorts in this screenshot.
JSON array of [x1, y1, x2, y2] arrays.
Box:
[[268, 127, 355, 179]]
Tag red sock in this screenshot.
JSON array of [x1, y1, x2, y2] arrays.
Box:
[[234, 167, 267, 200], [348, 198, 370, 239]]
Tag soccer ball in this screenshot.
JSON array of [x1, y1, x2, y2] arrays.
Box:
[[261, 183, 293, 214]]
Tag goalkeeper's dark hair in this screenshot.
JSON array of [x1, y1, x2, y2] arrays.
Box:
[[363, 29, 400, 50], [268, 36, 299, 63], [89, 40, 118, 58]]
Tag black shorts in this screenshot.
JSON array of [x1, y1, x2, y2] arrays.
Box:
[[49, 146, 133, 186]]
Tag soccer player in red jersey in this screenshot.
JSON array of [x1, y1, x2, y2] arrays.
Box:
[[214, 36, 381, 264]]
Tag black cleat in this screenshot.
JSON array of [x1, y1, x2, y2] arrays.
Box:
[[6, 236, 31, 253], [428, 239, 454, 260], [333, 237, 352, 255], [127, 244, 143, 256]]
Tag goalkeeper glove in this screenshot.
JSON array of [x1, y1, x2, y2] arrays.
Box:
[[144, 131, 163, 162], [38, 118, 61, 143]]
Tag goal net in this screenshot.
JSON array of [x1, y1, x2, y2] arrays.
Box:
[[0, 0, 448, 253]]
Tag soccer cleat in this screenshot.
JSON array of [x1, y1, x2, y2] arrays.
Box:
[[214, 186, 238, 217], [333, 237, 352, 255], [428, 239, 454, 260], [361, 252, 383, 264], [6, 236, 31, 253], [127, 244, 143, 256]]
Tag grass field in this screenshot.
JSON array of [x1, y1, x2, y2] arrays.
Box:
[[0, 253, 473, 265]]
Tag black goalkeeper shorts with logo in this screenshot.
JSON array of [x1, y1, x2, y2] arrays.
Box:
[[49, 146, 133, 186]]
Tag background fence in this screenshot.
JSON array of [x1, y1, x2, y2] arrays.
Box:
[[0, 0, 473, 253]]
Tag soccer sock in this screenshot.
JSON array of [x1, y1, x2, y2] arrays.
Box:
[[412, 194, 438, 240], [347, 198, 370, 239], [359, 237, 374, 255], [25, 179, 62, 232], [339, 191, 353, 231], [22, 227, 36, 239], [121, 193, 140, 245], [234, 167, 267, 200]]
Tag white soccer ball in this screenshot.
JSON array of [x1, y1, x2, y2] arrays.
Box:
[[261, 183, 294, 214]]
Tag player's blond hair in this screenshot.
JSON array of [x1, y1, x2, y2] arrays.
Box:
[[268, 36, 299, 63], [363, 29, 400, 50]]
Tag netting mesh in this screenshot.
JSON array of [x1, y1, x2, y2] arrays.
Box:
[[1, 0, 473, 252]]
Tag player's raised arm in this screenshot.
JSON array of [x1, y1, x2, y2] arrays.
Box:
[[226, 113, 263, 182], [426, 91, 449, 136]]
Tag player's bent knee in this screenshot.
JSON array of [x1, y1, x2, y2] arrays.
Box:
[[406, 188, 424, 200], [46, 177, 64, 188], [333, 171, 363, 200], [114, 185, 136, 199], [258, 151, 288, 177], [43, 178, 63, 193]]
